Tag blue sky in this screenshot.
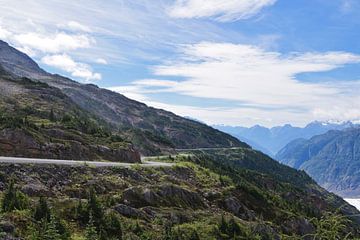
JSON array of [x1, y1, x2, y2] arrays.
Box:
[[0, 0, 359, 127]]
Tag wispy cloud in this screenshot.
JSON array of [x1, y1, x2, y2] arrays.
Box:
[[168, 0, 277, 22], [112, 42, 360, 126], [58, 21, 92, 33], [95, 58, 108, 65]]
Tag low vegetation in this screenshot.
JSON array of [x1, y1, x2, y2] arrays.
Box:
[[0, 149, 359, 239]]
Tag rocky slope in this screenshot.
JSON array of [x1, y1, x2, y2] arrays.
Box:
[[0, 40, 245, 155], [0, 66, 140, 162], [214, 121, 356, 156], [0, 149, 359, 239], [276, 128, 360, 197], [1, 39, 360, 239]]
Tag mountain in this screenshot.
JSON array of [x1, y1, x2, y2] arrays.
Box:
[[0, 40, 245, 156], [1, 39, 360, 239], [0, 65, 141, 162], [214, 121, 356, 156], [276, 128, 360, 197]]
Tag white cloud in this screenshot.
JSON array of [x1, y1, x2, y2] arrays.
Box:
[[42, 54, 101, 81], [168, 0, 277, 21], [0, 26, 12, 40], [95, 58, 108, 65], [13, 32, 93, 54], [113, 42, 360, 126], [59, 21, 92, 33], [0, 23, 100, 81]]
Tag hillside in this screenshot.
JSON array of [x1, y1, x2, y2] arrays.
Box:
[[276, 128, 360, 197], [1, 39, 360, 239], [214, 121, 356, 156], [0, 40, 245, 155], [0, 149, 359, 239], [0, 65, 140, 162]]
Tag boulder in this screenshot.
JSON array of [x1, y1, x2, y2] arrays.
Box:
[[282, 217, 315, 238], [21, 182, 53, 197], [222, 197, 256, 221], [114, 204, 148, 220], [122, 184, 205, 209]]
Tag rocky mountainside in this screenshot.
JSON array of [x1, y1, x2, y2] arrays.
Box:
[[276, 128, 360, 197], [0, 65, 140, 162], [214, 121, 356, 156], [0, 149, 359, 239], [0, 40, 245, 155], [1, 39, 360, 239]]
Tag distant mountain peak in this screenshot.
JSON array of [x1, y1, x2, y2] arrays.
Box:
[[214, 120, 357, 157]]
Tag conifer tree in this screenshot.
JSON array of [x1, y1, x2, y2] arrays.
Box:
[[34, 197, 51, 222], [87, 188, 104, 229], [43, 215, 61, 240], [85, 212, 99, 240], [2, 179, 28, 212]]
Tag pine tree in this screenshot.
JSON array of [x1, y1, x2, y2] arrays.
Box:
[[49, 108, 55, 122], [189, 229, 200, 240], [87, 188, 104, 230], [163, 221, 173, 240], [104, 212, 122, 240], [2, 180, 16, 212], [34, 197, 51, 222], [227, 217, 242, 237], [76, 199, 88, 225], [43, 215, 61, 240], [219, 215, 228, 235], [85, 212, 99, 240], [2, 179, 28, 212]]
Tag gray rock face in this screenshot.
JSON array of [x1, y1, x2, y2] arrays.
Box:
[[21, 182, 53, 197], [282, 218, 315, 238], [114, 204, 148, 219], [122, 184, 206, 209], [0, 128, 141, 163], [222, 197, 256, 221], [252, 224, 280, 240]]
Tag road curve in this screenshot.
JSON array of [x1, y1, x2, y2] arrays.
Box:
[[0, 156, 174, 168], [175, 147, 242, 151]]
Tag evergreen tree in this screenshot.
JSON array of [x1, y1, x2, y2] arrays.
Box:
[[49, 108, 56, 122], [227, 217, 242, 237], [2, 179, 28, 212], [34, 197, 51, 222], [188, 229, 200, 240], [43, 215, 61, 240], [87, 188, 104, 229], [163, 222, 173, 240], [219, 215, 228, 235], [104, 212, 122, 240], [76, 199, 88, 225], [85, 212, 99, 240]]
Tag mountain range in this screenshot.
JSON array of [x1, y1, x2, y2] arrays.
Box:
[[214, 121, 357, 156], [276, 127, 360, 197], [0, 39, 360, 238]]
